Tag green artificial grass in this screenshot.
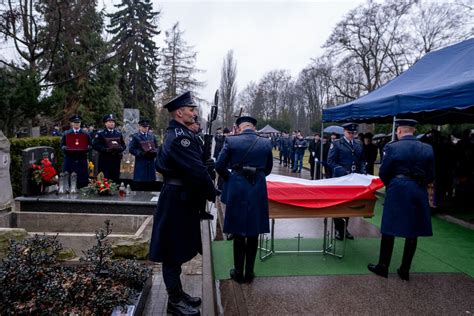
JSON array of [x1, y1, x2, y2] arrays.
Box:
[[212, 198, 474, 280]]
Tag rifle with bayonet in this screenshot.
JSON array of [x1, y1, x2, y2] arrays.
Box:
[[199, 90, 219, 220]]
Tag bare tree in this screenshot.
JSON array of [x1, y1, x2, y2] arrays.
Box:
[[219, 50, 237, 129], [409, 1, 473, 57], [239, 82, 263, 120], [258, 69, 292, 120], [0, 0, 60, 79], [324, 1, 414, 96]]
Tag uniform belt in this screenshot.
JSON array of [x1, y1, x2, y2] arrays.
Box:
[[395, 175, 411, 180], [163, 178, 184, 186]]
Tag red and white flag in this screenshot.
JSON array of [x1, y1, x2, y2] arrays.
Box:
[[266, 174, 384, 209]]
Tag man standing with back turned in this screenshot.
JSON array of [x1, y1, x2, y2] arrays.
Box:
[[216, 116, 273, 283], [368, 119, 434, 281], [149, 91, 217, 315]]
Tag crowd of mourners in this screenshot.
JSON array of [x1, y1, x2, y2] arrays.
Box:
[[266, 128, 474, 213]]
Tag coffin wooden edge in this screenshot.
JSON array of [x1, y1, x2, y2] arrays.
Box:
[[268, 199, 376, 219]]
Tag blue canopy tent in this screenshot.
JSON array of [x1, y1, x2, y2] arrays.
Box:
[[322, 38, 474, 125]]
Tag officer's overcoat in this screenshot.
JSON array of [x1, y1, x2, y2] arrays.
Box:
[[129, 132, 158, 182], [92, 129, 126, 182], [379, 135, 435, 238], [60, 129, 91, 185], [216, 129, 273, 236], [327, 138, 366, 177], [149, 120, 216, 264]]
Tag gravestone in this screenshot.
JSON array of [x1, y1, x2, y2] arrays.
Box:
[[21, 146, 55, 196], [0, 131, 13, 211], [30, 126, 40, 137], [121, 108, 140, 179]]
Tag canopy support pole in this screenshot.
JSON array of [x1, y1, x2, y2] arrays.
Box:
[[320, 121, 324, 179], [391, 116, 397, 141]]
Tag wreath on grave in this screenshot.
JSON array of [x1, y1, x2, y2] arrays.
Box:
[[31, 157, 58, 186], [80, 172, 118, 196]]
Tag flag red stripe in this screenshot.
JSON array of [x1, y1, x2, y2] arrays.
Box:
[[267, 178, 384, 208]]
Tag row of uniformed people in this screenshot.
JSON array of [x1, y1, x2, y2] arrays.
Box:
[[60, 114, 157, 188]]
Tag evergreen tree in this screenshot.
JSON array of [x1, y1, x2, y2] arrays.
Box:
[[0, 67, 41, 137], [38, 0, 121, 126], [107, 0, 160, 125], [158, 22, 204, 103]]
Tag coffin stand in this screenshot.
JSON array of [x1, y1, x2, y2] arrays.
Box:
[[259, 199, 376, 260]]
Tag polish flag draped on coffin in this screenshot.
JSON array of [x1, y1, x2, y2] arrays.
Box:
[[266, 174, 384, 209]]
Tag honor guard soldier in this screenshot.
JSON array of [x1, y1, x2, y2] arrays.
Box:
[[368, 119, 435, 281], [327, 122, 366, 240], [60, 115, 92, 188], [216, 116, 273, 284], [92, 114, 126, 184], [129, 119, 158, 190], [149, 91, 217, 316]]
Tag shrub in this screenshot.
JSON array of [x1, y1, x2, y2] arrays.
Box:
[[0, 221, 152, 315]]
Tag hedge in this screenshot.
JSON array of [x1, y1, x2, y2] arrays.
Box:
[[9, 136, 64, 197]]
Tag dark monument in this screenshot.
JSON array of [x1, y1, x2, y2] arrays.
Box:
[[21, 146, 55, 196]]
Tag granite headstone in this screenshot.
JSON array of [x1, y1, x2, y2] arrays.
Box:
[[0, 131, 13, 211], [30, 126, 40, 137], [21, 146, 55, 196]]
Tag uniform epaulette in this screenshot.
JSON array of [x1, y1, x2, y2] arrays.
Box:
[[174, 128, 185, 137]]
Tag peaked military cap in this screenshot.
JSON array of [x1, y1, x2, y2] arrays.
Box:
[[395, 119, 417, 127], [163, 91, 197, 112], [138, 119, 150, 127], [342, 122, 358, 132], [364, 132, 374, 139], [236, 116, 257, 126], [69, 114, 82, 123], [102, 114, 116, 123]]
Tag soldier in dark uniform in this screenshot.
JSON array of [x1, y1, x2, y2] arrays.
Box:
[[328, 122, 366, 240], [363, 132, 378, 175], [213, 127, 224, 159], [216, 116, 273, 284], [92, 114, 126, 184], [51, 124, 63, 137], [60, 115, 91, 188], [368, 119, 434, 281], [308, 132, 322, 180], [129, 119, 158, 190], [149, 91, 217, 316]]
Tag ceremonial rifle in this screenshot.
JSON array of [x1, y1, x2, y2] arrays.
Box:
[[203, 90, 219, 162]]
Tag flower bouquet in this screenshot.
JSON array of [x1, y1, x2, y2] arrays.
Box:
[[80, 172, 118, 196], [31, 157, 58, 188]]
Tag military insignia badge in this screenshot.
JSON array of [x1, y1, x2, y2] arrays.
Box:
[[175, 128, 184, 137], [181, 138, 191, 147]]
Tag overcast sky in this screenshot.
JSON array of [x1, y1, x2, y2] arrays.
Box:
[[148, 0, 364, 105], [99, 0, 365, 109]]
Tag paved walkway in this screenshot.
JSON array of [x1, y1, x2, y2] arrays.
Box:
[[142, 160, 474, 315]]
